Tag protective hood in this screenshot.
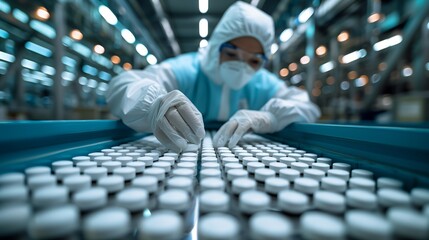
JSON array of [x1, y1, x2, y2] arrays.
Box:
[[198, 1, 274, 85]]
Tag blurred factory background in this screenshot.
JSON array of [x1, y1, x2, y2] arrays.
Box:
[[0, 0, 428, 123]]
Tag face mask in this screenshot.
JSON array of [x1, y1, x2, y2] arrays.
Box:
[[219, 61, 256, 90]]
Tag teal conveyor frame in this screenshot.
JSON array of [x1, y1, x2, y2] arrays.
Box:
[[1, 120, 428, 189]]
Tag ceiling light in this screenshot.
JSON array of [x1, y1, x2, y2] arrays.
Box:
[[373, 35, 402, 51], [199, 18, 208, 38], [279, 28, 293, 42], [35, 6, 50, 20], [347, 71, 358, 79], [111, 55, 121, 64], [341, 49, 367, 64], [123, 62, 132, 70], [300, 56, 310, 65], [41, 65, 55, 76], [21, 59, 38, 70], [94, 44, 105, 54], [70, 29, 83, 41], [98, 5, 118, 25], [337, 31, 349, 42], [0, 51, 15, 62], [298, 7, 314, 23], [402, 66, 413, 77], [146, 54, 157, 65], [25, 42, 52, 57], [199, 0, 208, 14], [136, 44, 148, 56], [279, 68, 289, 77], [288, 63, 298, 71], [340, 81, 350, 90], [316, 45, 327, 56], [271, 43, 278, 54], [29, 20, 55, 39], [13, 9, 29, 23], [319, 61, 334, 73], [368, 13, 383, 23], [200, 39, 208, 48], [121, 29, 135, 44]]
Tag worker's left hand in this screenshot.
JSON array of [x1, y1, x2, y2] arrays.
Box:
[[213, 110, 278, 148]]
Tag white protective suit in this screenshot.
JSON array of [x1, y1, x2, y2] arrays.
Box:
[[106, 1, 321, 151]]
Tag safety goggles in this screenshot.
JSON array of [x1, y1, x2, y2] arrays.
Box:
[[219, 42, 267, 70]]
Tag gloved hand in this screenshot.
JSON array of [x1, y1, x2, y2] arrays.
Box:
[[149, 90, 205, 152], [213, 110, 278, 148]]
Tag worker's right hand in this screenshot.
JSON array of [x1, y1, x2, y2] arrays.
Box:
[[149, 90, 205, 152]]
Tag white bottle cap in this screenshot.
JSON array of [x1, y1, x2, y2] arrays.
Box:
[[144, 167, 166, 181], [332, 162, 351, 171], [200, 177, 225, 192], [158, 189, 190, 212], [288, 153, 301, 160], [182, 152, 198, 158], [303, 153, 317, 159], [83, 207, 131, 240], [239, 190, 270, 214], [232, 178, 256, 194], [272, 153, 287, 160], [346, 189, 378, 210], [88, 152, 104, 160], [32, 186, 69, 208], [97, 175, 124, 193], [167, 177, 193, 192], [279, 168, 300, 182], [139, 210, 184, 240], [101, 161, 121, 173], [198, 213, 240, 240], [221, 157, 239, 166], [351, 169, 373, 179], [152, 162, 172, 173], [265, 177, 289, 194], [116, 156, 133, 166], [177, 162, 197, 170], [29, 205, 79, 239], [411, 188, 429, 207], [113, 167, 136, 181], [25, 166, 51, 177], [300, 212, 345, 240], [303, 168, 325, 181], [238, 152, 253, 161], [279, 157, 296, 166], [311, 162, 330, 173], [261, 156, 276, 166], [224, 163, 243, 172], [349, 177, 376, 192], [132, 176, 158, 193], [242, 156, 258, 166], [346, 210, 392, 240], [145, 153, 160, 161], [101, 149, 115, 154], [388, 207, 429, 240], [76, 161, 97, 173], [249, 211, 292, 240], [55, 167, 80, 181], [73, 187, 107, 211], [291, 162, 309, 174], [278, 190, 309, 214], [51, 161, 73, 171], [126, 161, 145, 173], [246, 162, 265, 173], [0, 185, 28, 204], [93, 156, 112, 167], [164, 153, 179, 161], [316, 157, 332, 165], [0, 172, 25, 186], [126, 152, 142, 161], [27, 175, 56, 190], [63, 175, 91, 192], [200, 190, 230, 212], [255, 168, 276, 182], [116, 188, 148, 211], [321, 177, 347, 193], [107, 152, 122, 160], [0, 204, 31, 237], [200, 169, 221, 179], [201, 156, 218, 163], [159, 156, 175, 165], [137, 156, 154, 167], [294, 177, 319, 194], [269, 162, 287, 173], [84, 167, 108, 181], [314, 190, 346, 213], [172, 168, 195, 178], [201, 162, 220, 170], [294, 150, 306, 154], [377, 177, 403, 189], [72, 156, 91, 165], [378, 188, 411, 207], [327, 169, 350, 181], [298, 157, 315, 165], [227, 169, 248, 181]]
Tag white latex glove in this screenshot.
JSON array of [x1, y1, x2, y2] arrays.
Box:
[[150, 90, 205, 152], [213, 110, 278, 148]]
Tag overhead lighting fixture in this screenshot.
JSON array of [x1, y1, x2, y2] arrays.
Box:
[[41, 65, 55, 76], [0, 29, 9, 39], [199, 0, 208, 14], [13, 9, 29, 23], [25, 42, 52, 57], [70, 29, 83, 41], [94, 44, 105, 54], [340, 81, 350, 90], [288, 63, 298, 71], [35, 6, 50, 21], [373, 35, 402, 51], [71, 43, 91, 57], [62, 71, 75, 81], [368, 13, 383, 23], [0, 50, 15, 62], [98, 5, 118, 25], [199, 39, 208, 48], [337, 31, 349, 42], [0, 1, 11, 13], [199, 18, 208, 38], [279, 68, 289, 77], [279, 28, 293, 42], [29, 20, 56, 39], [341, 49, 367, 64], [300, 56, 310, 65], [271, 43, 278, 54], [347, 71, 358, 79], [355, 75, 369, 87], [291, 74, 303, 84], [146, 54, 157, 65], [136, 44, 148, 56], [21, 59, 38, 70], [121, 29, 135, 44], [99, 71, 111, 81], [111, 55, 121, 64], [298, 7, 314, 23], [82, 64, 98, 76], [402, 66, 413, 77], [319, 61, 334, 73], [87, 79, 98, 88], [316, 45, 327, 56], [123, 62, 132, 70]]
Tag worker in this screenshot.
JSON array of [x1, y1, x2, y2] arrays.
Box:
[[106, 1, 320, 152]]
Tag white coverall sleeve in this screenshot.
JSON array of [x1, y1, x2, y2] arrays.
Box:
[[105, 63, 178, 132], [260, 84, 321, 132]]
